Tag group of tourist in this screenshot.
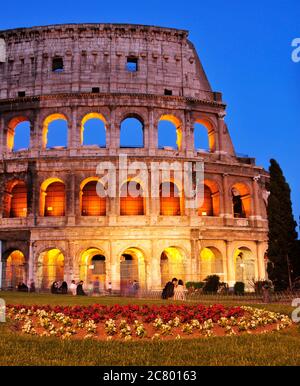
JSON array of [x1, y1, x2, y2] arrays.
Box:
[[50, 278, 113, 296], [161, 277, 186, 300]]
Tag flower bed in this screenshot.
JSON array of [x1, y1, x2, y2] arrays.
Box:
[[6, 304, 292, 341]]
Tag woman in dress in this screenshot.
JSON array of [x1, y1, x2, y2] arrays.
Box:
[[173, 279, 186, 301]]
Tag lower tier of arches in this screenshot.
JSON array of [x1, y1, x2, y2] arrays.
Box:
[[0, 237, 268, 292]]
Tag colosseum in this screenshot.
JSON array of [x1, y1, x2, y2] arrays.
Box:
[[0, 23, 269, 292]]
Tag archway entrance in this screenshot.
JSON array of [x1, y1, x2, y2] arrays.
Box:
[[120, 248, 146, 294], [160, 247, 186, 287], [79, 248, 106, 289], [234, 247, 256, 290], [199, 247, 224, 281], [3, 250, 27, 289], [37, 249, 64, 289]]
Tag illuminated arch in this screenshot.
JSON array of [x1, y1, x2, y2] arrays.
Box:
[[80, 112, 107, 146], [42, 113, 68, 149], [158, 114, 182, 150], [231, 182, 252, 218], [80, 178, 106, 216], [160, 246, 186, 286], [120, 180, 145, 215], [160, 181, 181, 216], [79, 248, 106, 287], [40, 178, 65, 217], [3, 180, 28, 218], [4, 250, 27, 289], [234, 246, 256, 290], [198, 180, 220, 217], [119, 247, 147, 292], [36, 248, 65, 289], [199, 247, 224, 281], [194, 118, 216, 152], [120, 116, 144, 148], [7, 116, 30, 151]]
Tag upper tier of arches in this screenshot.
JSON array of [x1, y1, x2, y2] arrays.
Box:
[[2, 111, 226, 155]]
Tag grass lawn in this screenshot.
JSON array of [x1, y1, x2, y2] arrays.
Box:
[[0, 292, 299, 366]]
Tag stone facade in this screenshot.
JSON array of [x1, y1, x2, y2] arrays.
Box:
[[0, 23, 269, 291]]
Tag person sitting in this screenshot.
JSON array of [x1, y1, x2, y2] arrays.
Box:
[[17, 282, 28, 292], [29, 280, 36, 293], [161, 278, 178, 299], [69, 280, 77, 296], [59, 281, 68, 294], [76, 280, 87, 296], [50, 281, 59, 294]]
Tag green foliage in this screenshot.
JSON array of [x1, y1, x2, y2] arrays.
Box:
[[234, 282, 245, 295], [203, 275, 220, 293], [267, 159, 298, 291], [185, 282, 205, 289]]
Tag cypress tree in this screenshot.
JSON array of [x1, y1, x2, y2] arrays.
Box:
[[267, 159, 298, 291]]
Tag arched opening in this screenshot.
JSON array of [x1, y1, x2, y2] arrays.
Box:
[[232, 183, 251, 218], [37, 248, 65, 289], [120, 247, 146, 293], [198, 181, 220, 216], [194, 119, 215, 152], [120, 180, 145, 215], [40, 178, 65, 217], [234, 247, 256, 290], [160, 247, 186, 287], [160, 181, 181, 216], [3, 180, 28, 218], [81, 113, 106, 147], [42, 114, 68, 149], [3, 250, 27, 289], [7, 117, 30, 151], [80, 179, 106, 216], [79, 248, 106, 289], [120, 117, 144, 148], [200, 247, 224, 281], [158, 114, 182, 150]]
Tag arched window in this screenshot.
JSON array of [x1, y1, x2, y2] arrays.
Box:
[[3, 180, 28, 218], [10, 181, 27, 218], [41, 179, 66, 217], [160, 181, 181, 216], [234, 247, 256, 290], [158, 115, 182, 150], [81, 180, 106, 216], [194, 122, 209, 152], [194, 119, 215, 152], [120, 117, 144, 148], [198, 181, 220, 217], [120, 181, 145, 215], [232, 183, 251, 218], [37, 248, 64, 289], [7, 117, 30, 151], [42, 114, 68, 149], [200, 247, 224, 281], [4, 250, 27, 289], [81, 113, 106, 147]]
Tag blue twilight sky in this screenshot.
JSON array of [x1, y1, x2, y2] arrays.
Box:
[[1, 0, 300, 227]]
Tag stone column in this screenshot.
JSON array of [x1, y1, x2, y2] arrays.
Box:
[[226, 241, 235, 288], [110, 242, 120, 290], [148, 108, 157, 156], [257, 241, 267, 280], [28, 241, 34, 283], [222, 173, 232, 218], [252, 176, 262, 220], [109, 107, 118, 156]]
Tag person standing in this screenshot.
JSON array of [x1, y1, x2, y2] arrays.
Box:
[[162, 278, 178, 299], [70, 280, 77, 296], [93, 277, 100, 295], [174, 279, 186, 301]]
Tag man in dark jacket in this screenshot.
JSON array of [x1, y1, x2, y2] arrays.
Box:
[[76, 281, 87, 296], [162, 278, 178, 299]]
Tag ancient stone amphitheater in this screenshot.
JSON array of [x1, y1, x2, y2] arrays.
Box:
[[0, 23, 269, 292]]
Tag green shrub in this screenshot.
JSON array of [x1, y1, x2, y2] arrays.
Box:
[[234, 282, 245, 295], [185, 282, 205, 290], [203, 275, 220, 293]]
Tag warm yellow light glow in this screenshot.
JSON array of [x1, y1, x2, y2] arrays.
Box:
[[42, 113, 67, 149], [80, 112, 107, 145], [7, 116, 29, 151], [159, 114, 182, 151]]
